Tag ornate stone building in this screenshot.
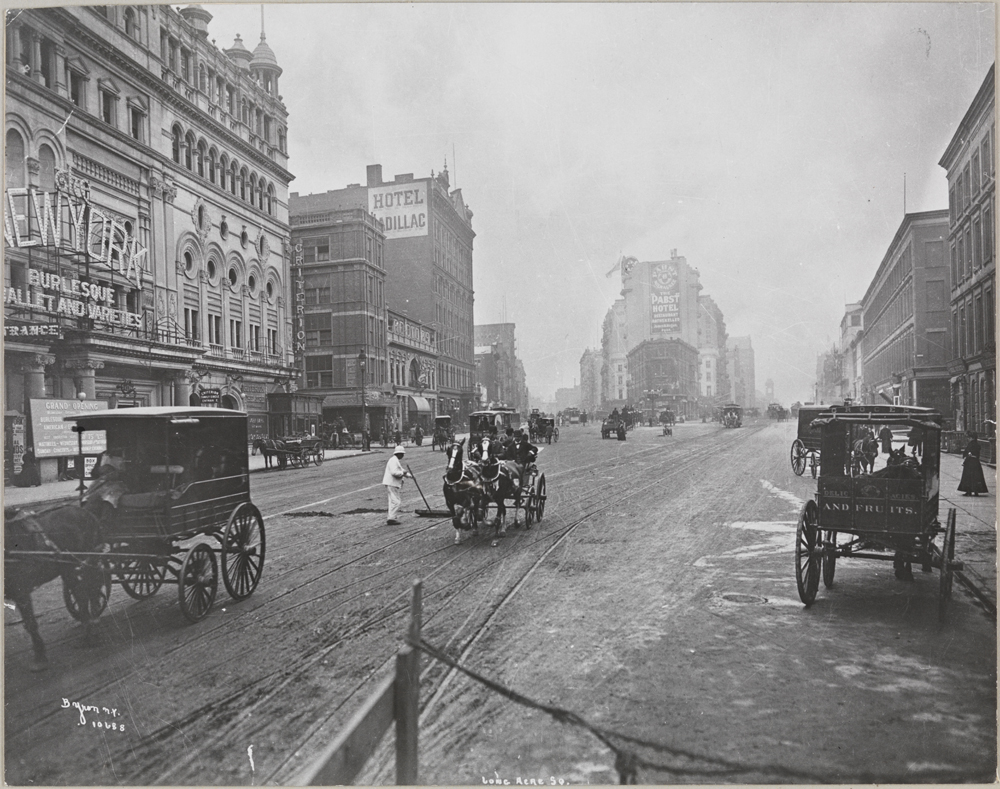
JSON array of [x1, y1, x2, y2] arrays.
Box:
[[4, 5, 296, 481]]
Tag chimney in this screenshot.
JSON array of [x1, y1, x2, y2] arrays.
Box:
[[366, 164, 383, 187]]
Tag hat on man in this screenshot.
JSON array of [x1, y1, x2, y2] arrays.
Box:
[[394, 445, 406, 455]]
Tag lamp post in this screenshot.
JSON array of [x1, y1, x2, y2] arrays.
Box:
[[358, 350, 368, 451], [73, 390, 87, 500]]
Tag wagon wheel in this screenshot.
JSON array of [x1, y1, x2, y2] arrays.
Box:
[[120, 557, 166, 600], [790, 439, 806, 476], [222, 503, 266, 601], [939, 508, 956, 611], [822, 530, 837, 588], [810, 452, 819, 479], [312, 448, 324, 466], [523, 489, 535, 528], [62, 558, 112, 622], [795, 500, 821, 605], [178, 542, 218, 623], [534, 474, 547, 521]]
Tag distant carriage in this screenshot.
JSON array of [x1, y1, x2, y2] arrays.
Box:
[[431, 415, 454, 451], [469, 407, 520, 446], [253, 436, 324, 469], [538, 416, 559, 444], [721, 403, 743, 428], [790, 405, 826, 478]]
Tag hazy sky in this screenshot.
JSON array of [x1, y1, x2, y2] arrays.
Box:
[[204, 2, 994, 403]]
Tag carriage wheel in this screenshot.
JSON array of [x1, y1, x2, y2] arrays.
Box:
[[120, 558, 166, 600], [939, 508, 956, 611], [178, 542, 218, 623], [790, 439, 806, 476], [313, 449, 324, 466], [795, 501, 821, 605], [810, 453, 819, 479], [822, 530, 837, 588], [222, 503, 266, 601], [524, 489, 535, 528], [535, 475, 547, 521], [63, 559, 112, 622]]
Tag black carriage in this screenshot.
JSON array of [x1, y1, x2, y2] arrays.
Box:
[[790, 405, 825, 477], [432, 415, 454, 451], [469, 407, 519, 446], [536, 416, 559, 444], [721, 403, 743, 428], [70, 407, 265, 623], [795, 404, 959, 611], [275, 436, 325, 468]]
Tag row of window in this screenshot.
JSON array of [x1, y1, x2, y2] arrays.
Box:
[[298, 228, 383, 268], [952, 285, 995, 361], [950, 198, 994, 286], [304, 354, 386, 389], [181, 307, 280, 353], [949, 125, 995, 225], [171, 124, 278, 217], [864, 283, 914, 352], [866, 244, 912, 324], [863, 329, 914, 385], [389, 357, 434, 390]]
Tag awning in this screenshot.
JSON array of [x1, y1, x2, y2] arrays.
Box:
[[407, 395, 432, 414]]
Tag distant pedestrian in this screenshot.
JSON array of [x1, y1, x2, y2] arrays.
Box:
[[907, 425, 923, 458], [958, 432, 990, 496], [878, 424, 893, 454], [382, 445, 412, 524]]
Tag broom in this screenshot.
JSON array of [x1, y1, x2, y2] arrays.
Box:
[[408, 465, 452, 517]]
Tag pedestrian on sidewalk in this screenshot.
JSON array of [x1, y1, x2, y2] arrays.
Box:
[[958, 432, 990, 496], [382, 445, 412, 524], [878, 424, 893, 454]]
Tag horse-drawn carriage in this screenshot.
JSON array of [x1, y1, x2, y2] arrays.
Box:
[[5, 407, 267, 668], [431, 415, 454, 451], [794, 404, 959, 612], [537, 416, 559, 444], [441, 436, 547, 546], [659, 410, 676, 436], [721, 403, 743, 428], [767, 403, 788, 421], [790, 405, 825, 477], [253, 436, 325, 469], [469, 407, 519, 446]]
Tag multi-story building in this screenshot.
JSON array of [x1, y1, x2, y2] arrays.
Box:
[[696, 294, 729, 404], [815, 345, 843, 404], [287, 204, 395, 432], [290, 163, 477, 422], [554, 385, 581, 413], [579, 348, 603, 414], [474, 322, 527, 413], [626, 338, 700, 419], [387, 309, 437, 433], [620, 249, 703, 352], [940, 64, 995, 434], [4, 5, 296, 481], [727, 336, 756, 409], [600, 299, 627, 409], [858, 210, 951, 413], [840, 303, 864, 402]]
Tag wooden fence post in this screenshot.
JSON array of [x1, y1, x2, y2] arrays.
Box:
[[394, 579, 421, 785]]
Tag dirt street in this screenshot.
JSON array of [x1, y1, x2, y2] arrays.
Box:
[[4, 420, 995, 784]]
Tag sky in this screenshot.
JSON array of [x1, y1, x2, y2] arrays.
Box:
[[203, 2, 995, 403]]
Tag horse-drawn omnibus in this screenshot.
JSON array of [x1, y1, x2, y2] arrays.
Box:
[[469, 407, 520, 445]]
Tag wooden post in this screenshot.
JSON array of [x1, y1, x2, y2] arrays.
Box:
[[394, 580, 421, 785]]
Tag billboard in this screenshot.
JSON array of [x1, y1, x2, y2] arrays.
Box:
[[369, 183, 428, 239], [650, 262, 681, 335], [29, 398, 108, 457]]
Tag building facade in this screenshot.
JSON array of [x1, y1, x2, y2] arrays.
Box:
[[290, 163, 477, 423], [939, 64, 995, 434], [620, 249, 702, 352], [600, 299, 627, 409], [727, 336, 756, 409], [579, 348, 603, 414], [626, 338, 700, 419], [474, 322, 527, 413], [696, 294, 729, 405], [4, 5, 296, 481], [840, 303, 864, 402], [859, 211, 951, 414], [287, 204, 397, 432], [387, 310, 437, 433]]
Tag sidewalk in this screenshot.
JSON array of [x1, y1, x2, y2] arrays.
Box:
[[2, 445, 378, 510]]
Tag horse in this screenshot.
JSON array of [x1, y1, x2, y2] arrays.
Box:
[[442, 438, 484, 544], [851, 433, 878, 475], [477, 438, 523, 540], [252, 438, 283, 469], [4, 505, 104, 671]]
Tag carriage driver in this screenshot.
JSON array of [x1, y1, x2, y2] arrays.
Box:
[[504, 429, 538, 489]]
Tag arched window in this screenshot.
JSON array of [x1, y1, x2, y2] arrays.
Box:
[[196, 139, 206, 177], [248, 173, 256, 206], [5, 129, 25, 189], [266, 184, 275, 216], [409, 359, 421, 388], [218, 153, 229, 190], [124, 7, 138, 38], [229, 161, 238, 196], [184, 132, 195, 170], [256, 179, 264, 211], [171, 124, 182, 163], [37, 144, 56, 190], [240, 98, 248, 125], [198, 64, 207, 92], [207, 148, 217, 184], [239, 166, 247, 201]]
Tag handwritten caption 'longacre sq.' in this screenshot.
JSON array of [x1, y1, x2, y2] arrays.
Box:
[[62, 698, 126, 732]]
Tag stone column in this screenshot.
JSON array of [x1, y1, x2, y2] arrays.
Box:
[[17, 353, 56, 404], [174, 372, 192, 406], [53, 44, 67, 97], [30, 31, 42, 84], [64, 359, 104, 400], [9, 23, 23, 73]]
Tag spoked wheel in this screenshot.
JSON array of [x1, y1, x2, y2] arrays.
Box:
[[63, 559, 112, 621], [222, 503, 266, 601], [312, 449, 324, 466], [939, 508, 956, 613], [178, 542, 218, 623], [795, 500, 821, 605], [790, 439, 806, 476], [822, 530, 837, 588], [534, 474, 547, 522], [523, 485, 536, 528], [120, 557, 166, 599]]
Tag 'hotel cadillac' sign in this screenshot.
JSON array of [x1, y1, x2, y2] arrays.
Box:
[[369, 183, 428, 239]]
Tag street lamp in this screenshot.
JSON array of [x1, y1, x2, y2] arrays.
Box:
[[358, 350, 368, 451], [73, 390, 87, 500]]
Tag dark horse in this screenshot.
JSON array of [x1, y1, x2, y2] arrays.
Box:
[[252, 438, 284, 469], [852, 433, 878, 475], [4, 505, 104, 670], [443, 439, 484, 545], [477, 438, 523, 541]]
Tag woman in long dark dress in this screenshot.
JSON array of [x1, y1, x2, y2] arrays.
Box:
[[957, 432, 990, 496]]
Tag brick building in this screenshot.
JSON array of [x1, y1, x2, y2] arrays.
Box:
[[600, 299, 628, 409], [579, 348, 603, 414], [626, 338, 700, 419], [727, 336, 756, 409], [474, 322, 528, 413]]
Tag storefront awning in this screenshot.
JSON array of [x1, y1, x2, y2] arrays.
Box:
[[407, 395, 432, 414]]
